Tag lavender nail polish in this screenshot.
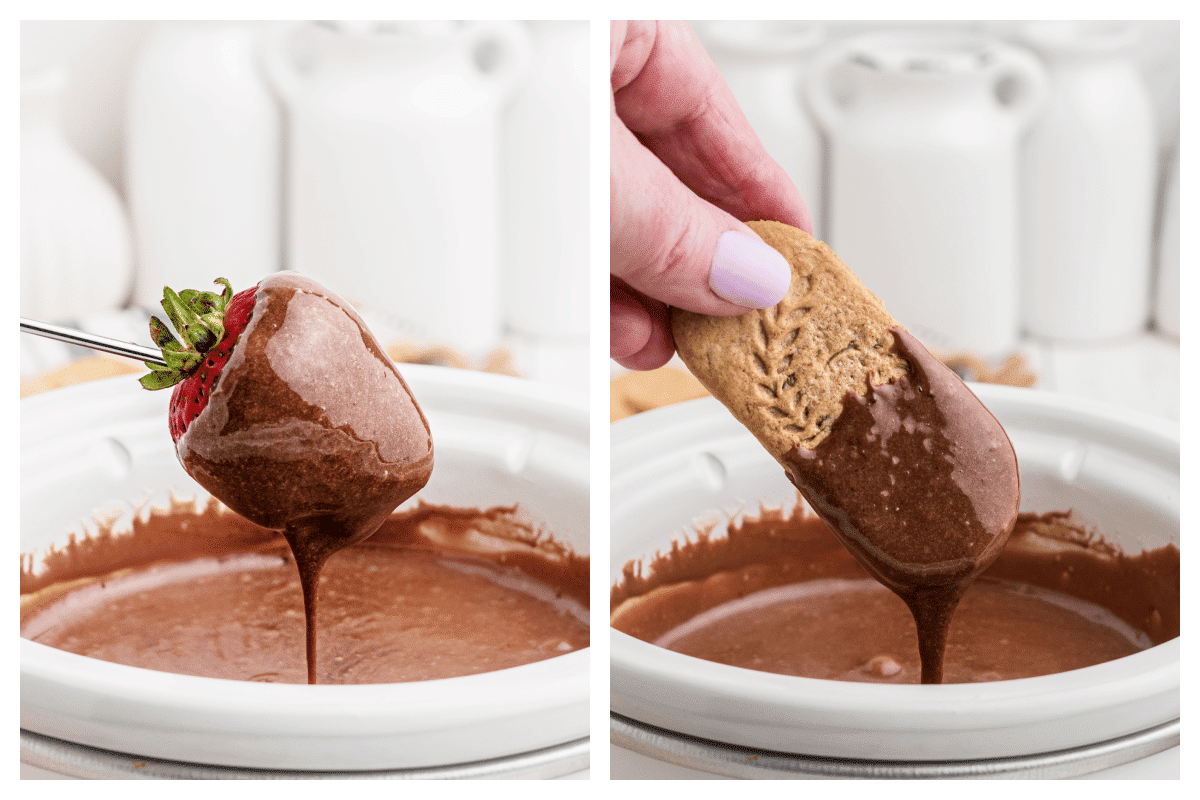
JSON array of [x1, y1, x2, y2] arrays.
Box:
[[709, 230, 792, 308]]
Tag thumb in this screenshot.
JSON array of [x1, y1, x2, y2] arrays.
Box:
[[610, 116, 791, 317]]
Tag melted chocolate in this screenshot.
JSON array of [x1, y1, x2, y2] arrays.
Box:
[[611, 507, 1177, 684], [783, 328, 1020, 682], [22, 502, 589, 684], [176, 273, 434, 682]]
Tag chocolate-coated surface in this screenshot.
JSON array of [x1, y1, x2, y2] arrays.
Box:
[[22, 502, 589, 684], [611, 507, 1177, 684], [176, 273, 434, 682], [783, 328, 1020, 682]]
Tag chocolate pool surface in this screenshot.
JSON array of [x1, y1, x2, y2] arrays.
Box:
[[22, 501, 588, 685], [611, 507, 1177, 684]]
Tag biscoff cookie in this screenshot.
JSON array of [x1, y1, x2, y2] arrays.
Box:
[[610, 366, 710, 422], [20, 355, 142, 398], [672, 220, 908, 460]]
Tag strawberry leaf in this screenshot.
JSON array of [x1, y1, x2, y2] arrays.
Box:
[[149, 316, 180, 349], [140, 368, 185, 390], [192, 296, 220, 316], [165, 286, 224, 353], [179, 351, 204, 370], [214, 278, 233, 306], [141, 277, 238, 392]]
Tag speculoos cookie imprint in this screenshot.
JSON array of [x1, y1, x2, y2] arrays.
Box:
[[672, 220, 909, 460]]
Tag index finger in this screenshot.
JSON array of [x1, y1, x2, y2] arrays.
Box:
[[612, 21, 812, 233]]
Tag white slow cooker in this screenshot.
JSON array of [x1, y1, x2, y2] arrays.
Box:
[[611, 385, 1178, 779], [21, 367, 590, 779]]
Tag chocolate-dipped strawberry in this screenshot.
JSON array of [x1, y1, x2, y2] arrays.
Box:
[[141, 272, 434, 682]]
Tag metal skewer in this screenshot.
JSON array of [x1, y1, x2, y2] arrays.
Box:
[[20, 317, 167, 367]]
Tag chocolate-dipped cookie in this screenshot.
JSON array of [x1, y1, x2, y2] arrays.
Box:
[[672, 221, 1020, 683]]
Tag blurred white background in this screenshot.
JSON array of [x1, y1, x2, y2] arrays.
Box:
[[20, 19, 1183, 420], [694, 20, 1180, 423], [21, 20, 590, 395]]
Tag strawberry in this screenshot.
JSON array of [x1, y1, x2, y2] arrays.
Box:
[[139, 278, 258, 442]]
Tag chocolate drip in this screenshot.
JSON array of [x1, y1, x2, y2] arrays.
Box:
[[283, 523, 338, 686], [177, 274, 434, 682], [782, 328, 1020, 683]]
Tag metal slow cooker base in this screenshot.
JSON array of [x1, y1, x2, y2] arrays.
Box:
[[21, 729, 589, 780], [611, 713, 1178, 779]]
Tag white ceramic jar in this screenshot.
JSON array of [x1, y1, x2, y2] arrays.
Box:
[[263, 21, 531, 355], [1018, 22, 1157, 342], [501, 21, 589, 340], [22, 67, 134, 320], [126, 22, 283, 309], [807, 32, 1048, 356], [21, 368, 589, 778], [611, 386, 1178, 778]]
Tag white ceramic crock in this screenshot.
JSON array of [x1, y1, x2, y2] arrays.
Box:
[[22, 67, 134, 320], [21, 366, 589, 778], [263, 21, 531, 355], [1018, 22, 1158, 343], [1154, 148, 1179, 339], [126, 22, 283, 311], [611, 385, 1178, 778], [501, 21, 589, 340], [807, 33, 1048, 356]]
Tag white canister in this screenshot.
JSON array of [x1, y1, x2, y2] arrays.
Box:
[[1018, 22, 1158, 342], [21, 368, 588, 778], [501, 21, 589, 340], [611, 386, 1178, 778], [22, 67, 133, 320], [264, 21, 531, 355], [126, 22, 283, 309], [698, 21, 825, 237], [807, 32, 1047, 356]]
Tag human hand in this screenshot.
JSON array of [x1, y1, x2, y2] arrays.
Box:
[[611, 21, 813, 370]]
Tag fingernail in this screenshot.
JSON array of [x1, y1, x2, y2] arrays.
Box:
[[709, 230, 791, 308]]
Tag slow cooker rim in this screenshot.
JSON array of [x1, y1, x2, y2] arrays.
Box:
[[611, 628, 1177, 724], [21, 636, 589, 722]]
